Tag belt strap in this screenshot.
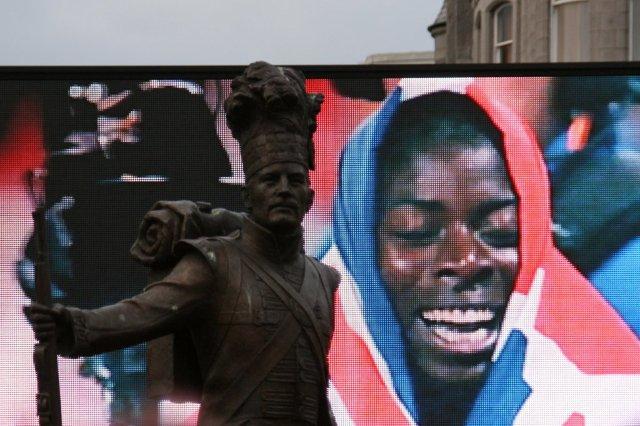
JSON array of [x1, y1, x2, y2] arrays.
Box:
[[208, 240, 326, 423], [207, 311, 302, 424], [205, 238, 244, 371], [231, 242, 328, 383]]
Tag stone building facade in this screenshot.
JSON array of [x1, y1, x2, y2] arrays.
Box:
[[363, 51, 435, 64], [428, 0, 640, 63]]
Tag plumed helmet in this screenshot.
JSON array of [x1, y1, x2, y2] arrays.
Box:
[[224, 61, 324, 180]]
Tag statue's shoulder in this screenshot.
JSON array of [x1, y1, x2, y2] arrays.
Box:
[[307, 256, 341, 293], [175, 232, 241, 274]]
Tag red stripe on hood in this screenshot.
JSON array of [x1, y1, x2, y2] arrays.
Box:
[[328, 292, 412, 425], [563, 412, 585, 426], [468, 84, 640, 374], [467, 84, 552, 296], [539, 251, 640, 374]]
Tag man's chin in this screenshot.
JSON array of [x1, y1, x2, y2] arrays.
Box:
[[409, 344, 493, 384], [423, 359, 491, 384], [266, 216, 302, 234]]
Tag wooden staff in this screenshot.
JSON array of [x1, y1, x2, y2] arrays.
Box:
[[27, 169, 63, 426]]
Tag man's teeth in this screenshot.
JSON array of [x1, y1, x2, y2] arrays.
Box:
[[421, 308, 495, 324], [432, 326, 491, 342]]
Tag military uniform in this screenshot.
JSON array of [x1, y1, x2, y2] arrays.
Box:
[[63, 215, 338, 425]]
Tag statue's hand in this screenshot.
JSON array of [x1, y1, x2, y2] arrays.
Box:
[[131, 201, 243, 267], [23, 303, 74, 350]]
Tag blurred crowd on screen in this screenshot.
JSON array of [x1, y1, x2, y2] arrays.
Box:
[[546, 77, 640, 287]]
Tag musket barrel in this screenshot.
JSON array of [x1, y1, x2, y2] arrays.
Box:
[[29, 171, 63, 426]]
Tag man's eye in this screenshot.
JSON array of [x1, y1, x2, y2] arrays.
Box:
[[392, 228, 442, 246], [480, 229, 518, 248]]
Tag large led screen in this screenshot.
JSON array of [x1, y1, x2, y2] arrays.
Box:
[[1, 68, 639, 425]]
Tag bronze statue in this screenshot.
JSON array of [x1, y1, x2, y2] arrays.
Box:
[[24, 61, 339, 425]]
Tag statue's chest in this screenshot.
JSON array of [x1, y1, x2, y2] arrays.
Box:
[[231, 260, 324, 326]]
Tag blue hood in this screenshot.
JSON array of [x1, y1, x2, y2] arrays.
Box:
[[332, 87, 419, 419]]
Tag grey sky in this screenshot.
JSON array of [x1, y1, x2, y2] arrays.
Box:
[[0, 0, 440, 65]]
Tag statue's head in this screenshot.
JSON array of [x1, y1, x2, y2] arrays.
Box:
[[225, 61, 323, 234]]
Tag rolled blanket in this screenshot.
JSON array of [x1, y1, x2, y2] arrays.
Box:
[[130, 200, 243, 267]]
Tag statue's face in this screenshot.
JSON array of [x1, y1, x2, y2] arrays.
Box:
[[377, 145, 518, 384], [244, 162, 314, 234]]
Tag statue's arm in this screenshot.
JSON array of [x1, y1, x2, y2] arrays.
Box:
[[25, 198, 238, 357], [61, 252, 215, 357]]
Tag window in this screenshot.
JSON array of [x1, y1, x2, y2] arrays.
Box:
[[632, 0, 640, 60], [493, 3, 513, 63], [475, 12, 483, 62], [550, 0, 591, 62]]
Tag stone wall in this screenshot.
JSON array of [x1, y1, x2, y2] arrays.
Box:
[[519, 0, 550, 62], [590, 0, 629, 60], [429, 0, 633, 63], [445, 0, 475, 63]]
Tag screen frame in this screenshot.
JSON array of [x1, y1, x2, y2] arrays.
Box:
[[0, 61, 639, 80]]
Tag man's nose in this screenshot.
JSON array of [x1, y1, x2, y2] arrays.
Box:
[[435, 223, 493, 291], [275, 175, 292, 194]]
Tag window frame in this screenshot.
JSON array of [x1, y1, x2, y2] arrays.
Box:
[[631, 0, 639, 60], [492, 2, 514, 63], [550, 0, 591, 62]]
